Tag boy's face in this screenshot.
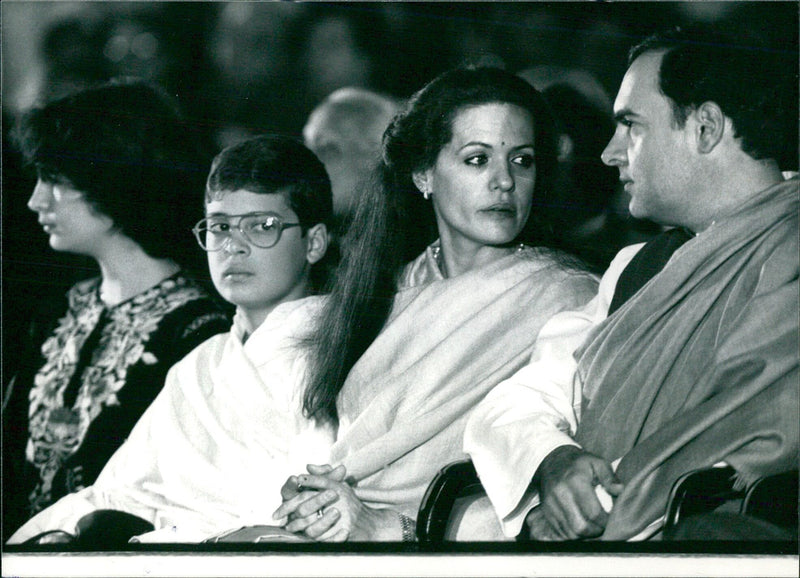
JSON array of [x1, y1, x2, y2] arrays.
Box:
[[205, 189, 311, 331]]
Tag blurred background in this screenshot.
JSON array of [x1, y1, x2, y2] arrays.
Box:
[[2, 1, 798, 368]]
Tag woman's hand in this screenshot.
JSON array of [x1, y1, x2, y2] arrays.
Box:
[[273, 464, 349, 541], [273, 464, 401, 541]]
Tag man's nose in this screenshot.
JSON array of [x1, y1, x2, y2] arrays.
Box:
[[601, 133, 626, 167]]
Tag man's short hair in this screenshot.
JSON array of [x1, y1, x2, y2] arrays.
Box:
[[630, 26, 798, 170]]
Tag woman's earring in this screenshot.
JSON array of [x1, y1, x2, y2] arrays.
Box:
[[423, 189, 431, 200]]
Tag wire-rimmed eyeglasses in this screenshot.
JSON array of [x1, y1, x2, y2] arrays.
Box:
[[192, 212, 301, 251]]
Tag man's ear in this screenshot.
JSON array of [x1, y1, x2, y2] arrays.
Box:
[[305, 223, 329, 265], [694, 101, 726, 154]]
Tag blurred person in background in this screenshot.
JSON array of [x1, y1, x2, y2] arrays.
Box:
[[204, 1, 301, 148], [303, 87, 403, 234], [2, 79, 231, 540], [283, 5, 400, 137]]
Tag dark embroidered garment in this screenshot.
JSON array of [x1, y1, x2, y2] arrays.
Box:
[[2, 273, 230, 539]]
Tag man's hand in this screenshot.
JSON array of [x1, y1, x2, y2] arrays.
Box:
[[528, 445, 623, 540]]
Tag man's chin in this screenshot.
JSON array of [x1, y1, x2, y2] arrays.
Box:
[[627, 200, 649, 221]]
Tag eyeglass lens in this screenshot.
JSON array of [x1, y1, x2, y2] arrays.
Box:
[[195, 213, 290, 250]]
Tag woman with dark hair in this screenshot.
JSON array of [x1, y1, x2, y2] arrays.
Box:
[[274, 66, 598, 542], [2, 79, 230, 539], [8, 134, 339, 545]]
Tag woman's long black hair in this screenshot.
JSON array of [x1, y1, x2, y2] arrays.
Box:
[[303, 66, 561, 425]]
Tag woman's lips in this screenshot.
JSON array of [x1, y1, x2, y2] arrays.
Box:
[[481, 203, 516, 217]]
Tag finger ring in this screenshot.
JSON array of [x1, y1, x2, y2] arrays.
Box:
[[316, 509, 324, 519]]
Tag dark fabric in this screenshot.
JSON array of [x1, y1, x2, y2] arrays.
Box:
[[666, 511, 797, 541], [607, 227, 693, 315], [2, 274, 230, 541]]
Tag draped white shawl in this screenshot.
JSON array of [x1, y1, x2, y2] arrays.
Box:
[[331, 245, 598, 518], [9, 296, 334, 543]]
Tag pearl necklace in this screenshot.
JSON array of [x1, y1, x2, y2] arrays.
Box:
[[431, 243, 526, 272]]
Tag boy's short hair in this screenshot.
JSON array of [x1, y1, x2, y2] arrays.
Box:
[[205, 135, 333, 234]]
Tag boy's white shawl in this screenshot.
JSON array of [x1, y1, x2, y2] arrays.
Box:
[[10, 296, 334, 543]]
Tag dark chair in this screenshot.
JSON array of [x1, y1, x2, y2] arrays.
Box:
[[663, 466, 798, 540], [23, 509, 154, 549], [417, 459, 485, 544], [743, 469, 799, 530], [417, 459, 799, 544], [662, 465, 744, 533]]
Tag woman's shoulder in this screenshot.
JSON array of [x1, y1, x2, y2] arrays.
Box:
[[397, 244, 443, 290], [139, 275, 232, 341], [519, 246, 597, 276]]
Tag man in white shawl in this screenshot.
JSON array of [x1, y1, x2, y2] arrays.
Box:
[[9, 135, 337, 544], [464, 26, 798, 542]]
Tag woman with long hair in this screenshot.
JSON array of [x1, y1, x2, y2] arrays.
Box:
[[275, 66, 598, 541]]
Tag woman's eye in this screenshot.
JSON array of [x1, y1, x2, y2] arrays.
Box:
[[465, 154, 488, 166], [512, 154, 535, 168]]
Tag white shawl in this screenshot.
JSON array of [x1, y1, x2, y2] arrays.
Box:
[[9, 296, 334, 543], [331, 246, 598, 519]]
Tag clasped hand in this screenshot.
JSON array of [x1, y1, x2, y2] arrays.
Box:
[[525, 445, 624, 541], [273, 463, 386, 542]]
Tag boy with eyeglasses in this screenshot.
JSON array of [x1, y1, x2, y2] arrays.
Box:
[[9, 135, 337, 545]]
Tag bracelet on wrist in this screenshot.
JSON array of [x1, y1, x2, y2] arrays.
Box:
[[398, 512, 416, 542]]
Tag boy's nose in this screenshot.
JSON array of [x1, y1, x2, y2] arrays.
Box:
[[222, 232, 250, 255]]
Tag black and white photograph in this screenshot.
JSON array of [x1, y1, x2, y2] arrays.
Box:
[[2, 2, 798, 576]]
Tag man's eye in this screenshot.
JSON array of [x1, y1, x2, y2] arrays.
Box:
[[620, 119, 634, 128]]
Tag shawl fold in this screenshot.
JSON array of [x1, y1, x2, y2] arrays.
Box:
[[574, 178, 799, 540], [331, 246, 598, 518]]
